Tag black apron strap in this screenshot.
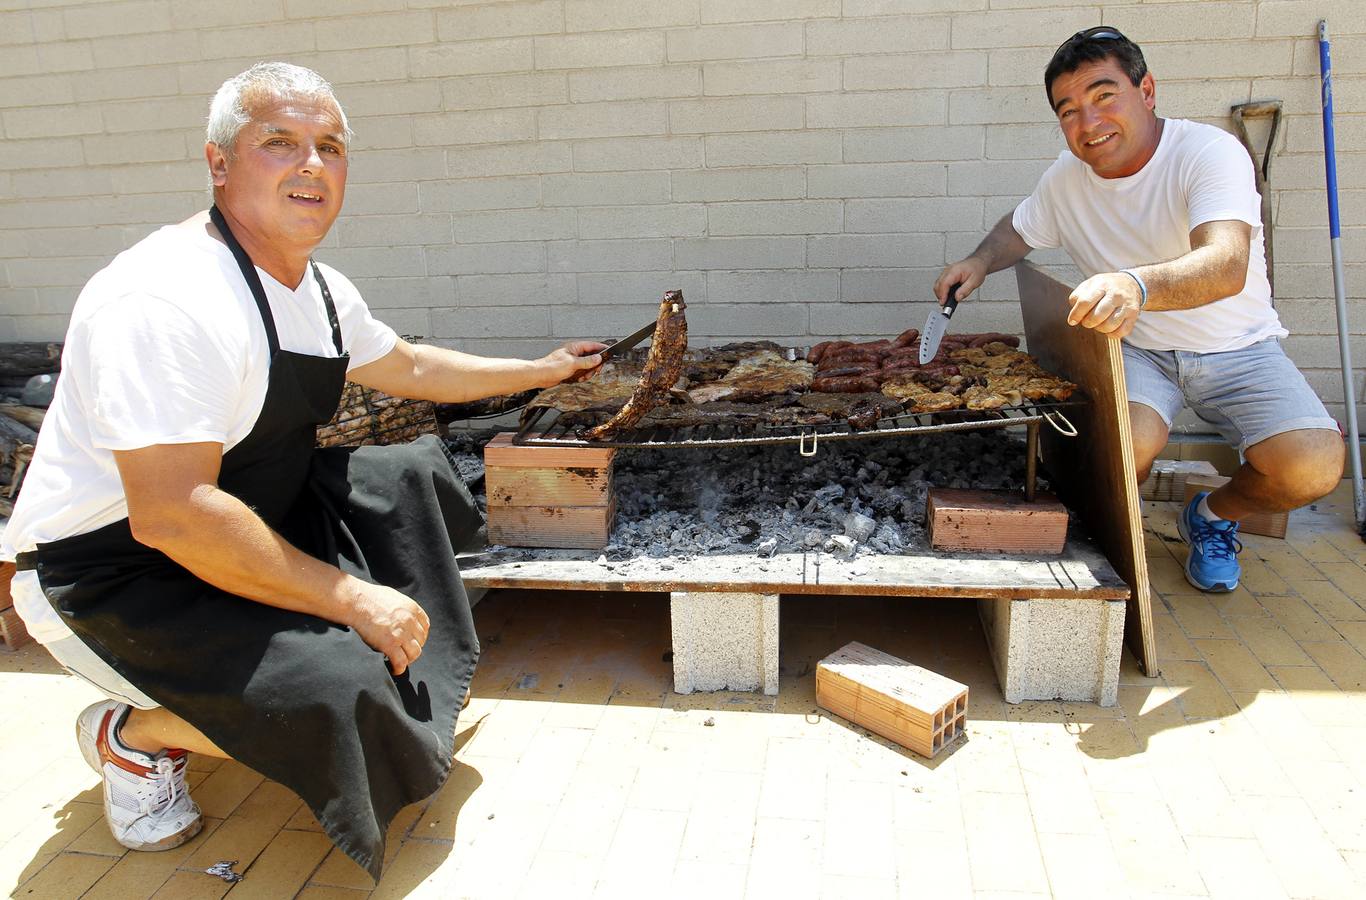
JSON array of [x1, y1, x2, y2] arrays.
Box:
[[310, 259, 344, 356], [209, 205, 280, 358]]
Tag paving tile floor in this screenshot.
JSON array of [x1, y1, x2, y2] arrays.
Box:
[[3, 483, 1366, 899]]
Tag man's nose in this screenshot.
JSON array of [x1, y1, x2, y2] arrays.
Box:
[[299, 144, 324, 174]]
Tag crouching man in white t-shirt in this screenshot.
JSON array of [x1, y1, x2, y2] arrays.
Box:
[[933, 27, 1344, 594]]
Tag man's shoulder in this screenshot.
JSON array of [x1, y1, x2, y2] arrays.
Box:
[[1164, 118, 1245, 160], [75, 226, 240, 325]]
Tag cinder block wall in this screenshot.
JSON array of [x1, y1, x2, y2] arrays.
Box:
[[1, 0, 1363, 425]]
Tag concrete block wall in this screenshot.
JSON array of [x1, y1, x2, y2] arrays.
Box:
[[0, 0, 1363, 424]]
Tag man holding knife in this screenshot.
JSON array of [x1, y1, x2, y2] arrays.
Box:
[[933, 28, 1343, 593]]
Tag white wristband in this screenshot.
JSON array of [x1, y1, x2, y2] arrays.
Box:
[[1119, 268, 1148, 309]]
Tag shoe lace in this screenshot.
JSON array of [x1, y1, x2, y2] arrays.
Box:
[[1193, 517, 1242, 562], [139, 755, 187, 818]]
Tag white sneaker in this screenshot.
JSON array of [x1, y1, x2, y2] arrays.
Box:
[[76, 700, 203, 851]]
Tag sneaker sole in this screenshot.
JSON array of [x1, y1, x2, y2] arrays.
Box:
[[1177, 515, 1239, 593]]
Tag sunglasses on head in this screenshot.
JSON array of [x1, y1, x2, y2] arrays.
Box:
[[1053, 26, 1127, 55]]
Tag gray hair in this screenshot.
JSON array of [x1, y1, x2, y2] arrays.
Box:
[[206, 61, 352, 152]]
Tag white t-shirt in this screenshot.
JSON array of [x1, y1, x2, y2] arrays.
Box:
[[2, 221, 398, 643], [1012, 117, 1286, 353]]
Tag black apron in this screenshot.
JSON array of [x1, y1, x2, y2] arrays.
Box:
[[17, 206, 482, 881]]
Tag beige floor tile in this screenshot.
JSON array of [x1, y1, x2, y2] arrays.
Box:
[[190, 760, 265, 821], [757, 736, 828, 820], [960, 791, 1049, 894], [893, 828, 973, 899], [148, 868, 233, 900], [745, 817, 822, 900], [1236, 794, 1361, 900], [366, 839, 454, 900], [82, 818, 224, 900], [1314, 561, 1366, 605], [1297, 578, 1366, 623], [1300, 638, 1366, 691], [295, 886, 371, 900], [1193, 638, 1279, 692], [819, 873, 897, 899], [1185, 835, 1290, 899], [0, 799, 104, 895], [1228, 615, 1314, 666], [1154, 608, 1202, 661], [515, 850, 598, 900], [1166, 594, 1238, 640], [1206, 587, 1269, 618], [669, 860, 748, 899], [1238, 553, 1293, 596], [1263, 595, 1341, 642], [821, 780, 896, 880], [1024, 773, 1106, 836], [1160, 660, 1240, 719], [1038, 831, 1128, 899], [10, 848, 116, 900], [1335, 620, 1366, 655], [1107, 832, 1209, 897], [229, 829, 332, 899]]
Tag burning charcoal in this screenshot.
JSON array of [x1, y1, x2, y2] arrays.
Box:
[[803, 529, 824, 548], [843, 512, 877, 543], [737, 521, 761, 543], [825, 535, 857, 556]]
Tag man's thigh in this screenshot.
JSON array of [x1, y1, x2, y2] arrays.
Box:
[[1121, 343, 1185, 427], [1182, 339, 1339, 454]]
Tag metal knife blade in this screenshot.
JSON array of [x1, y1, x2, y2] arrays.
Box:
[[599, 319, 657, 361], [918, 287, 961, 365], [566, 319, 657, 383]]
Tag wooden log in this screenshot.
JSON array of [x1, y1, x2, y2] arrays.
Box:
[[0, 405, 44, 431], [0, 342, 62, 377], [816, 641, 967, 758], [1016, 261, 1155, 675], [1183, 474, 1289, 539], [927, 488, 1067, 554]]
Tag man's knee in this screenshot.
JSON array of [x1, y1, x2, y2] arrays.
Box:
[[1247, 428, 1345, 503]]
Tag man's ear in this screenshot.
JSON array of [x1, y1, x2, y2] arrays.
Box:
[[205, 141, 229, 187], [1140, 72, 1157, 111]]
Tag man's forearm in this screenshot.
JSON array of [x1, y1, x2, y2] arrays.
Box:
[[406, 345, 552, 403], [1124, 244, 1247, 312], [131, 483, 367, 625], [970, 213, 1033, 274]]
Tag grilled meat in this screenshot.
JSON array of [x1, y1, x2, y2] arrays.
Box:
[[581, 291, 688, 440]]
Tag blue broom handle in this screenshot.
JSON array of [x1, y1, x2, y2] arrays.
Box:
[[1320, 20, 1340, 240]]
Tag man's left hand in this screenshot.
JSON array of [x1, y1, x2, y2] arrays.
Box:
[[1066, 272, 1142, 339], [541, 340, 608, 385]]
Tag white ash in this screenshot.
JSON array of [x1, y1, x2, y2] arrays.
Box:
[[447, 428, 1045, 559]]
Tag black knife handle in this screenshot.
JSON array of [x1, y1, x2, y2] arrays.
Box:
[[942, 282, 962, 317]]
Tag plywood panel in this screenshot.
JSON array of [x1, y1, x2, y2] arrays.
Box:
[[1015, 261, 1156, 674]]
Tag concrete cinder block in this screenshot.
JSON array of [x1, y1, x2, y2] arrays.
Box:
[[670, 167, 804, 203], [420, 177, 541, 213], [671, 591, 779, 695], [807, 163, 946, 200], [539, 100, 669, 141], [977, 597, 1125, 707], [808, 234, 941, 270], [443, 73, 569, 111], [949, 86, 1048, 125], [947, 160, 1052, 197], [687, 302, 808, 336], [431, 304, 550, 339], [453, 208, 577, 244], [844, 51, 987, 92], [315, 246, 426, 279], [674, 236, 806, 270], [705, 270, 839, 304], [548, 239, 673, 273], [843, 125, 983, 163], [572, 135, 703, 171], [565, 0, 699, 32], [845, 198, 984, 232], [669, 95, 804, 134], [447, 142, 572, 179], [436, 1, 562, 41], [666, 22, 803, 62], [1107, 2, 1254, 43], [454, 273, 578, 307], [409, 39, 535, 79], [534, 32, 665, 70], [542, 172, 671, 207], [314, 11, 433, 52], [703, 59, 841, 96], [806, 91, 948, 129], [426, 242, 546, 276], [805, 16, 950, 56], [708, 200, 842, 236], [950, 8, 1098, 51], [702, 0, 837, 24], [578, 204, 705, 240], [839, 267, 940, 302], [336, 214, 453, 248], [569, 65, 700, 103], [704, 131, 842, 167], [415, 109, 536, 147], [572, 270, 704, 304]]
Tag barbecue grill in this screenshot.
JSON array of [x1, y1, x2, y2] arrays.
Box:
[[514, 396, 1084, 501]]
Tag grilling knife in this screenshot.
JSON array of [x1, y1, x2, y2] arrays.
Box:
[[566, 319, 657, 382], [918, 283, 962, 365]]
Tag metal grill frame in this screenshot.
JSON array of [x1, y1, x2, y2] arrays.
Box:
[[514, 397, 1085, 500]]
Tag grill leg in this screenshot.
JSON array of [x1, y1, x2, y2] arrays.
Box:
[[1025, 421, 1039, 502]]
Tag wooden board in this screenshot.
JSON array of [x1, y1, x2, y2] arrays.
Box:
[[486, 498, 616, 550], [0, 561, 30, 651], [1139, 459, 1219, 502], [485, 465, 613, 507], [484, 432, 616, 468], [457, 535, 1130, 600], [927, 488, 1067, 554], [1016, 262, 1156, 674], [816, 641, 967, 757], [1184, 474, 1289, 538]]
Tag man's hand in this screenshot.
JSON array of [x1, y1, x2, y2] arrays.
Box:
[[1066, 272, 1143, 339], [346, 580, 431, 676], [538, 340, 607, 386], [933, 257, 988, 305]]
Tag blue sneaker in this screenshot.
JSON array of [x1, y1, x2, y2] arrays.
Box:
[[1177, 492, 1242, 592]]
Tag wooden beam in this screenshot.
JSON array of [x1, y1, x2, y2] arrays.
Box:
[[1015, 261, 1157, 675]]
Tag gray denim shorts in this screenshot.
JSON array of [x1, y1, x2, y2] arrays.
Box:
[[1122, 338, 1339, 454]]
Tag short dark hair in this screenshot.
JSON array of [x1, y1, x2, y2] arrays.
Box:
[[1045, 27, 1148, 109]]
